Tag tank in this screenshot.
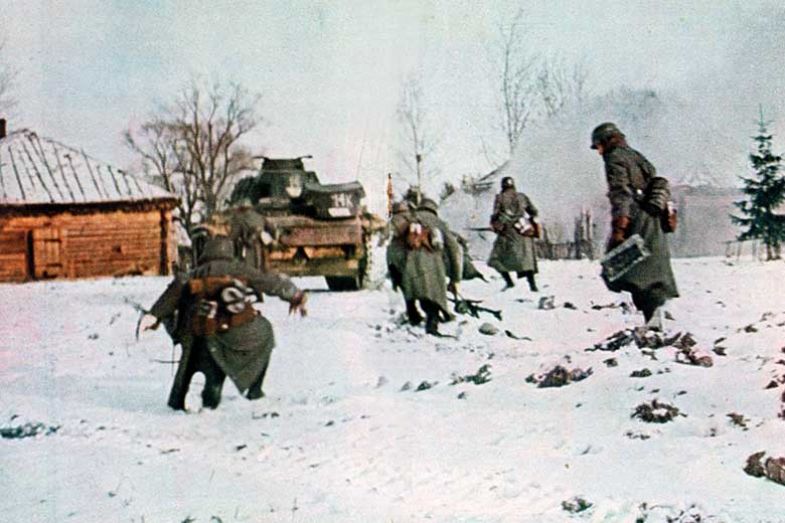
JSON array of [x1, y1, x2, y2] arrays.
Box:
[[196, 156, 386, 291]]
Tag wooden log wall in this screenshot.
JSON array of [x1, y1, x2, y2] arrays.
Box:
[[0, 207, 175, 282]]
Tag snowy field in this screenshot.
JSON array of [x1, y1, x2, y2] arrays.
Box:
[[1, 258, 785, 522]]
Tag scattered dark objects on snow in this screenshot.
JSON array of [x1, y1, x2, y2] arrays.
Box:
[[561, 496, 593, 513], [451, 364, 492, 386], [727, 412, 749, 430], [630, 368, 652, 378], [450, 296, 502, 321], [587, 330, 712, 369], [625, 431, 651, 440], [457, 391, 467, 399], [675, 346, 713, 367], [538, 296, 556, 310], [563, 301, 577, 310], [504, 329, 532, 341], [632, 400, 683, 423], [252, 412, 280, 420], [604, 358, 618, 367], [400, 381, 412, 391], [526, 365, 593, 388], [478, 323, 499, 336], [415, 380, 437, 392], [0, 421, 60, 439], [744, 451, 785, 487]]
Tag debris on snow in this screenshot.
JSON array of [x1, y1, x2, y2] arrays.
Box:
[[526, 365, 593, 388], [726, 412, 749, 430], [630, 368, 653, 378], [538, 296, 556, 310], [478, 322, 499, 336], [0, 421, 60, 439], [561, 496, 593, 513], [450, 364, 492, 386], [632, 400, 684, 423], [744, 451, 785, 487]]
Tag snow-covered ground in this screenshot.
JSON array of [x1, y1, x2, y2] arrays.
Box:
[[1, 258, 784, 522]]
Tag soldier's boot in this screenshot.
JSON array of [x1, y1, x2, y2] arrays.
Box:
[[425, 314, 440, 336], [202, 383, 224, 409], [167, 389, 187, 411], [525, 272, 538, 292], [406, 299, 424, 326], [645, 306, 664, 331], [501, 272, 515, 291], [167, 368, 196, 411], [201, 366, 226, 410], [421, 300, 441, 336]]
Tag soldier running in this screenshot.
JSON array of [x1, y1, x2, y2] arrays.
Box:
[[488, 176, 541, 292], [140, 235, 307, 410]]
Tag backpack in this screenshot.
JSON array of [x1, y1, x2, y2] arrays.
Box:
[[405, 220, 443, 251], [187, 276, 257, 335]]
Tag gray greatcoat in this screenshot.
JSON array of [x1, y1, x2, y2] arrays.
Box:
[[488, 189, 539, 274], [386, 211, 411, 288], [400, 208, 462, 315], [602, 145, 679, 308], [150, 243, 299, 408], [229, 207, 273, 270]]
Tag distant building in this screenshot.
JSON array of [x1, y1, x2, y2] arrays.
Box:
[[669, 184, 742, 257], [0, 122, 179, 282]]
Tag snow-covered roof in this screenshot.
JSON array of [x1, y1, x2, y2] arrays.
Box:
[[0, 129, 176, 206]]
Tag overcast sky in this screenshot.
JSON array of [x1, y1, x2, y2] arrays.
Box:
[[1, 0, 779, 198]]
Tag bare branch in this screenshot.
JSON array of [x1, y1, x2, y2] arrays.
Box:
[[125, 78, 261, 229]]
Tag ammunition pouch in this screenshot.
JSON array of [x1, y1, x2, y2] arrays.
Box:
[[406, 222, 434, 251], [188, 275, 259, 336]]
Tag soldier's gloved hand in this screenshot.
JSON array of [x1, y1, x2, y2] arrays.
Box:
[[288, 290, 308, 317], [139, 314, 161, 332], [608, 215, 630, 249]]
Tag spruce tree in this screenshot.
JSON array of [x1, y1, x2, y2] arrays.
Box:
[[732, 109, 785, 260]]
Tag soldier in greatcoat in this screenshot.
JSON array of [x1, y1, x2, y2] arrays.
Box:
[[487, 177, 540, 292], [400, 198, 462, 335], [141, 235, 307, 410], [591, 122, 679, 329], [228, 199, 276, 270], [386, 200, 414, 293]]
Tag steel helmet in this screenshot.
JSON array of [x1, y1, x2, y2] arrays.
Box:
[[590, 122, 623, 149]]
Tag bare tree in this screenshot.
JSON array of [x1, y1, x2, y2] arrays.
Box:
[[396, 73, 440, 203], [490, 10, 590, 161], [536, 55, 589, 118], [0, 39, 18, 116], [125, 79, 260, 228], [496, 9, 539, 156]]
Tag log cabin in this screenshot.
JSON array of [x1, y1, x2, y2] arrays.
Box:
[[0, 121, 179, 282]]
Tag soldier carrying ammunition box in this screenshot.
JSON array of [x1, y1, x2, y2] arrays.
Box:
[[591, 122, 679, 330]]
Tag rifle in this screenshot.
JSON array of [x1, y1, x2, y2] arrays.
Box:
[[124, 297, 152, 341], [449, 292, 503, 321]]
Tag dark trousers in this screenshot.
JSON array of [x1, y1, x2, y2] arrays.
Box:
[[500, 271, 538, 291], [168, 339, 227, 410], [632, 287, 667, 322]]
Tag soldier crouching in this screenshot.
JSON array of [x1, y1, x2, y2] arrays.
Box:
[[141, 235, 307, 410]]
